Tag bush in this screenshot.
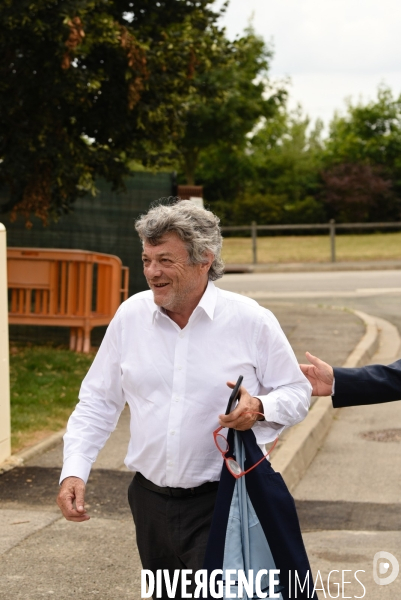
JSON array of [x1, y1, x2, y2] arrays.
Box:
[[213, 192, 327, 226]]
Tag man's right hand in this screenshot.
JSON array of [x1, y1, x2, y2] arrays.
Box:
[[57, 476, 90, 522], [299, 351, 334, 397]]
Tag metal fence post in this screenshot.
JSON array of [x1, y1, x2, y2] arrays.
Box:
[[329, 219, 336, 262], [0, 223, 11, 463], [251, 221, 257, 265]]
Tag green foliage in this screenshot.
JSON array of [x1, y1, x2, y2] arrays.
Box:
[[217, 107, 327, 225], [2, 0, 401, 228], [0, 0, 220, 223], [325, 87, 401, 171], [178, 26, 286, 185], [322, 86, 401, 221], [198, 141, 254, 218], [9, 344, 93, 451], [249, 108, 324, 212], [205, 86, 401, 225]]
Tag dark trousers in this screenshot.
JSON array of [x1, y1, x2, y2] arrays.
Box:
[[128, 475, 217, 600]]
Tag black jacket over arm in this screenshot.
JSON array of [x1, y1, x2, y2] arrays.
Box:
[[333, 359, 401, 408]]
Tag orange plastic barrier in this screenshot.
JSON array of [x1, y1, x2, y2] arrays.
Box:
[[7, 248, 129, 353]]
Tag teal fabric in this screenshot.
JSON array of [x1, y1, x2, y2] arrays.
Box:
[[221, 432, 283, 599]]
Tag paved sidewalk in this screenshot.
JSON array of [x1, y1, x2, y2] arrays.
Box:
[[0, 304, 366, 599], [294, 313, 401, 599]]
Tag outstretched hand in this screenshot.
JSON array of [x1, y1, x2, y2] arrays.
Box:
[[299, 351, 334, 397]]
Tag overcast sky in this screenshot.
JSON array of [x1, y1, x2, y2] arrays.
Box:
[[217, 0, 401, 130]]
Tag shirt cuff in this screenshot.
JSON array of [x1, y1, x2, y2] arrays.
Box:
[[252, 396, 285, 444], [332, 377, 335, 396], [59, 454, 93, 485], [253, 420, 285, 445]]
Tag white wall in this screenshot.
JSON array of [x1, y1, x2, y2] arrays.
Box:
[[0, 223, 11, 463]]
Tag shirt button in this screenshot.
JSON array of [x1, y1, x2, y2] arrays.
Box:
[[170, 430, 175, 435], [179, 332, 184, 338], [177, 366, 182, 370]]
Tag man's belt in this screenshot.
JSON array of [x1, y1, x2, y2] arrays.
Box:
[[135, 472, 219, 497]]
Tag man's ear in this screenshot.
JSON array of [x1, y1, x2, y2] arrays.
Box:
[[200, 252, 214, 273]]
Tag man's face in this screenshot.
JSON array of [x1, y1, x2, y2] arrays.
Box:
[[142, 232, 210, 314]]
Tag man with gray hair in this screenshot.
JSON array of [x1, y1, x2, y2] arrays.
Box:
[[57, 200, 311, 598]]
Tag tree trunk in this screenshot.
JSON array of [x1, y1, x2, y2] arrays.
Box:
[[183, 148, 199, 185]]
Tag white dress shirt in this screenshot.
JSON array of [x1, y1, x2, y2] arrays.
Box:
[[61, 281, 311, 488]]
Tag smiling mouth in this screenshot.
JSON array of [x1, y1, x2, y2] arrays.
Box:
[[152, 283, 169, 288]]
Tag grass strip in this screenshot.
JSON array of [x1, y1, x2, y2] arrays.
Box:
[[10, 345, 93, 453], [221, 231, 401, 264]]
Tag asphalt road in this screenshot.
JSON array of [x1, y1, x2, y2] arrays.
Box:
[[217, 270, 401, 295], [216, 269, 401, 336]]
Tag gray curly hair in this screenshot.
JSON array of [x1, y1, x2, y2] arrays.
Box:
[[135, 200, 224, 281]]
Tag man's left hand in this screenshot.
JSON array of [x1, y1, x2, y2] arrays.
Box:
[[219, 381, 264, 430]]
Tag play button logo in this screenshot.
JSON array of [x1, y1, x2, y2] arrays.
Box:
[[373, 552, 399, 585]]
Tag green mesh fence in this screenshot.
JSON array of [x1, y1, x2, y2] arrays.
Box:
[[1, 171, 174, 346]]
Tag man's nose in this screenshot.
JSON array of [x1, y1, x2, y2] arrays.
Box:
[[145, 261, 162, 278]]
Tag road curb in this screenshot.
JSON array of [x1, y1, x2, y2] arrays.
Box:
[[0, 429, 66, 475], [271, 309, 385, 491], [342, 310, 379, 367]]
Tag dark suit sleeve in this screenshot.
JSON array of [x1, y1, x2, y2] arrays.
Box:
[[332, 359, 401, 408]]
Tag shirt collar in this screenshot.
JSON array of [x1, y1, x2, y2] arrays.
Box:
[[196, 280, 217, 321], [151, 280, 217, 324]]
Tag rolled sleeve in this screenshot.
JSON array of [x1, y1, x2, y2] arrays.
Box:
[[252, 310, 312, 445], [60, 308, 126, 484]]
